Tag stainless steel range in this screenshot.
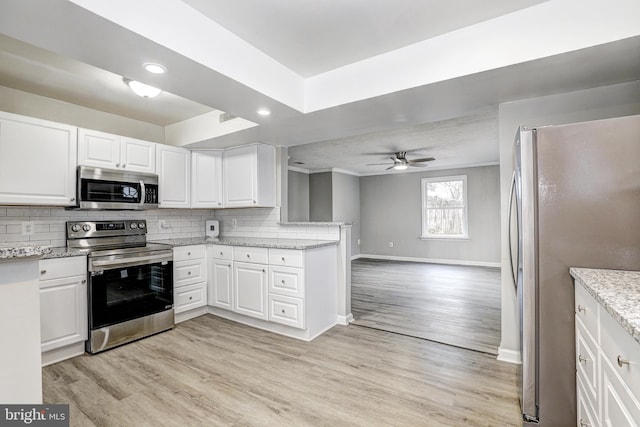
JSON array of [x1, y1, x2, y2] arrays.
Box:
[[67, 219, 174, 354]]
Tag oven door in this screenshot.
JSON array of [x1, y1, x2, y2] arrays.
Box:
[[88, 255, 173, 330]]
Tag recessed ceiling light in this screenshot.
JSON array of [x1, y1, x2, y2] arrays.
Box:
[[257, 108, 271, 116], [123, 78, 162, 98], [144, 63, 166, 74]]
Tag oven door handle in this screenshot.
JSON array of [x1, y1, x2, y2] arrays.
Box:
[[90, 253, 172, 272]]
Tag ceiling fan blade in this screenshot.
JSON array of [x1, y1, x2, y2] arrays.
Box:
[[386, 165, 396, 170], [366, 163, 393, 166], [410, 157, 435, 163], [408, 163, 428, 167]]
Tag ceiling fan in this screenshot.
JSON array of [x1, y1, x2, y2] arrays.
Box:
[[366, 151, 435, 170]]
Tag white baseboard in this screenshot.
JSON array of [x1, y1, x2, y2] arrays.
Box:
[[337, 313, 354, 325], [355, 254, 501, 268], [41, 342, 85, 367], [497, 347, 522, 364], [175, 306, 208, 324]]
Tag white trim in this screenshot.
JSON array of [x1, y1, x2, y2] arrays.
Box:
[[497, 347, 522, 365], [175, 306, 208, 324], [288, 165, 310, 174], [337, 313, 354, 325], [310, 167, 362, 176], [356, 254, 500, 268], [421, 174, 469, 239], [351, 254, 363, 261], [41, 342, 85, 367], [359, 161, 499, 177]]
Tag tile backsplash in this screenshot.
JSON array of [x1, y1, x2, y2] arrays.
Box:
[[0, 206, 340, 247]]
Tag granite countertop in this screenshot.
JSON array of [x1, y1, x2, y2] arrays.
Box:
[[0, 246, 52, 261], [570, 267, 640, 345], [152, 236, 339, 250], [43, 247, 90, 259]]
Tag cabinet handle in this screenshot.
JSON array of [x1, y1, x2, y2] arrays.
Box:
[[40, 269, 46, 275], [579, 420, 589, 427], [70, 197, 75, 202], [617, 355, 630, 367], [81, 279, 86, 284], [577, 305, 586, 313], [578, 354, 588, 364]]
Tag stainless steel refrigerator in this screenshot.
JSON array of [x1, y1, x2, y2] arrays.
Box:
[[509, 114, 640, 426]]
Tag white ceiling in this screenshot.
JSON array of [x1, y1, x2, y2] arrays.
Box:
[[0, 0, 639, 174], [182, 0, 548, 77]]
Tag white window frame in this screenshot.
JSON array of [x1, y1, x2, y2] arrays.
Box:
[[421, 175, 469, 239]]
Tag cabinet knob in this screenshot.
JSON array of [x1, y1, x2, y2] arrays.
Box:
[[246, 254, 250, 258], [577, 305, 586, 313], [70, 197, 75, 202], [189, 296, 193, 300], [218, 203, 222, 206], [220, 252, 223, 256], [281, 309, 285, 314], [578, 354, 588, 364], [262, 269, 266, 273], [188, 252, 191, 256], [253, 200, 256, 204], [81, 279, 86, 284], [122, 164, 126, 168], [40, 269, 46, 275], [188, 271, 192, 275], [281, 279, 285, 284], [281, 257, 285, 261], [617, 355, 630, 367], [116, 163, 120, 168]]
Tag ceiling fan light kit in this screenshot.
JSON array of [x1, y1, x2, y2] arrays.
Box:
[[366, 150, 435, 171]]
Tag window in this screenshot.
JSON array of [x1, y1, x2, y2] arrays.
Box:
[[421, 175, 468, 239]]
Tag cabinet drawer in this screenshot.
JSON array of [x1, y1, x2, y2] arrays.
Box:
[[600, 308, 640, 398], [575, 283, 599, 341], [233, 246, 268, 264], [269, 266, 305, 298], [268, 295, 304, 329], [173, 245, 206, 261], [577, 376, 600, 427], [576, 318, 599, 405], [39, 256, 87, 281], [174, 260, 206, 287], [601, 355, 640, 426], [174, 282, 206, 314], [268, 249, 304, 268], [209, 244, 233, 261]]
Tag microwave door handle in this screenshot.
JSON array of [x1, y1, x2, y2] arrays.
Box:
[[139, 180, 146, 207]]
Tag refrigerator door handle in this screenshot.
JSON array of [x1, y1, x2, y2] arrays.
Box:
[[508, 171, 518, 289]]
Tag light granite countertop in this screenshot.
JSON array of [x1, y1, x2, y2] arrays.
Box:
[[570, 267, 640, 345], [0, 246, 52, 261], [43, 247, 90, 259], [152, 236, 339, 250]]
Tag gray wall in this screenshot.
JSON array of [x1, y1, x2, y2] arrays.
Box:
[[497, 80, 640, 359], [287, 170, 310, 221], [332, 172, 360, 256], [360, 165, 500, 264], [309, 172, 333, 222]]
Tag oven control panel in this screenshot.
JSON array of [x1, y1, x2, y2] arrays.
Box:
[[67, 220, 148, 239]]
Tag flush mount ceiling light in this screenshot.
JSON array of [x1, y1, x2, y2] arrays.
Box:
[[143, 63, 166, 74], [257, 108, 271, 116], [393, 163, 408, 171], [123, 78, 162, 98]]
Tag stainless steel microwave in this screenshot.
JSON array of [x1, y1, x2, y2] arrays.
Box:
[[70, 166, 159, 210]]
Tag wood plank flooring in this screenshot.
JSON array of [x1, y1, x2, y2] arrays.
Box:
[[351, 259, 501, 355], [43, 315, 521, 426]]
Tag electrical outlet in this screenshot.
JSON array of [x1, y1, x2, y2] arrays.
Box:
[[158, 220, 169, 229], [389, 241, 394, 248], [232, 218, 237, 230], [357, 239, 361, 245], [22, 221, 35, 236]]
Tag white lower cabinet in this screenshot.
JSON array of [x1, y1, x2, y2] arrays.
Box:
[[39, 256, 87, 366], [207, 244, 338, 341], [173, 245, 207, 322], [575, 282, 640, 427]]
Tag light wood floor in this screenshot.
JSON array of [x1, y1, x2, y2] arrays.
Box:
[[43, 315, 521, 426], [351, 259, 501, 355]]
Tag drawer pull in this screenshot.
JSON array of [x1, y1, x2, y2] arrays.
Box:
[[579, 420, 589, 427], [246, 254, 250, 258], [281, 279, 285, 284], [188, 252, 191, 256], [262, 269, 266, 273], [578, 354, 588, 364], [188, 271, 192, 275], [189, 296, 193, 300], [220, 252, 223, 256], [81, 279, 86, 284], [577, 305, 586, 313], [40, 269, 46, 275], [281, 257, 285, 261], [617, 355, 630, 367], [281, 309, 285, 314]]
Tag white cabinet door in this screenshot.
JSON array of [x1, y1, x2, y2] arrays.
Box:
[[209, 259, 234, 310], [233, 261, 268, 320], [191, 150, 223, 208], [121, 137, 156, 174], [0, 112, 77, 206], [156, 145, 190, 208], [40, 275, 87, 353], [222, 144, 275, 208], [78, 128, 120, 169], [223, 145, 256, 207]]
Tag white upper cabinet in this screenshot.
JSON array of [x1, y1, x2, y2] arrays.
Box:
[[191, 150, 223, 208], [78, 128, 156, 174], [156, 144, 190, 208], [0, 111, 77, 206], [223, 143, 275, 208]]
